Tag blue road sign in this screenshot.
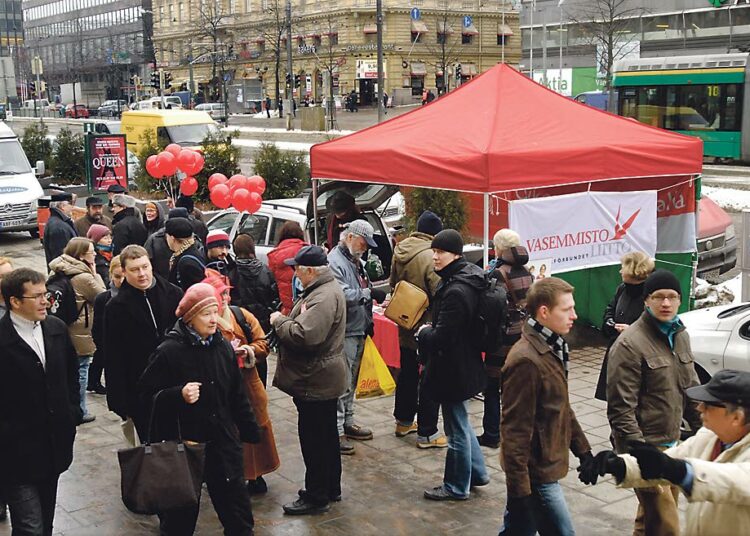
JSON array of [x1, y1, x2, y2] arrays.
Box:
[[463, 15, 473, 27], [411, 7, 421, 20]]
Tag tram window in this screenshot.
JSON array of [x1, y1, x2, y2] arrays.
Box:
[[677, 85, 715, 131], [722, 84, 741, 131]]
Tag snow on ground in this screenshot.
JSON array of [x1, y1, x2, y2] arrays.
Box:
[[223, 125, 355, 136], [695, 273, 742, 306], [702, 185, 750, 211], [231, 137, 313, 155]]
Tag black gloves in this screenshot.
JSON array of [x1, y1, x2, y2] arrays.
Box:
[[628, 441, 687, 484], [264, 328, 279, 350], [370, 288, 387, 304], [577, 450, 625, 485]]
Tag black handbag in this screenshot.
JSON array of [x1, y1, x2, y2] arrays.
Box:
[[117, 390, 206, 515]]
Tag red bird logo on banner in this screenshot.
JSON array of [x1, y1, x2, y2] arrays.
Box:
[[612, 205, 641, 240]]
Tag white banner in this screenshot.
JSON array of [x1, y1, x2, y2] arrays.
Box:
[[509, 191, 657, 273]]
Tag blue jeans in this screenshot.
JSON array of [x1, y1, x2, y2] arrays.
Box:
[[499, 482, 575, 536], [78, 356, 91, 418], [337, 335, 365, 436], [441, 400, 488, 497]]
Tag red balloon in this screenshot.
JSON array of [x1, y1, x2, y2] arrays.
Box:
[[177, 149, 203, 175], [165, 143, 182, 157], [208, 173, 228, 191], [157, 151, 178, 177], [228, 175, 248, 194], [180, 176, 198, 196], [192, 152, 205, 175], [145, 155, 161, 179], [247, 175, 266, 195], [247, 191, 263, 214], [210, 184, 231, 209], [232, 188, 251, 212]]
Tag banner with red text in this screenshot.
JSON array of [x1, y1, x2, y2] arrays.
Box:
[[509, 190, 657, 273], [85, 134, 128, 191]]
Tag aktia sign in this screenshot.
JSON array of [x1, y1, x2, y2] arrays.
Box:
[[509, 190, 657, 272]]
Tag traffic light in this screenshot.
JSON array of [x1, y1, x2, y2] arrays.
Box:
[[163, 71, 172, 89], [40, 81, 46, 94], [455, 64, 462, 78], [285, 72, 292, 87], [294, 74, 301, 88], [150, 70, 160, 89]]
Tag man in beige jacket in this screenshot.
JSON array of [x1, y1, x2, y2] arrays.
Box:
[[580, 369, 750, 536]]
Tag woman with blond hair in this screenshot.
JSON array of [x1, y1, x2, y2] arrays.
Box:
[[49, 237, 106, 422], [595, 251, 655, 401]]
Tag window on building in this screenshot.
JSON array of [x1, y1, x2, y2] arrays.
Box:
[[462, 33, 472, 44], [497, 34, 508, 46], [410, 75, 424, 96], [329, 33, 338, 45], [411, 32, 422, 43], [437, 32, 446, 44]]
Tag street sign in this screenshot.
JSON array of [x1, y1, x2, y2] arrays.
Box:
[[410, 7, 420, 20], [463, 15, 473, 27]]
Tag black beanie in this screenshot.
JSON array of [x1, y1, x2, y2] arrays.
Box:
[[165, 217, 193, 239], [643, 269, 681, 298], [168, 207, 189, 220], [175, 195, 194, 213], [416, 210, 443, 237], [431, 229, 463, 256]]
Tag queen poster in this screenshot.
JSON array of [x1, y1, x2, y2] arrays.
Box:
[[86, 134, 128, 190]]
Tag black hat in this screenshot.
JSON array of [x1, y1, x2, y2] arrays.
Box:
[[85, 196, 104, 207], [107, 184, 127, 194], [165, 217, 193, 239], [50, 192, 73, 202], [416, 210, 443, 237], [284, 245, 328, 267], [175, 194, 194, 213], [686, 369, 750, 406], [431, 229, 463, 256], [168, 207, 189, 220], [329, 191, 355, 213], [643, 269, 681, 298]]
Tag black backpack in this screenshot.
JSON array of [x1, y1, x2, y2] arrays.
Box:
[[46, 272, 86, 325], [476, 276, 508, 354], [229, 305, 254, 343]]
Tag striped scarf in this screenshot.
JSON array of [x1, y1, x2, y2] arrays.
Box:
[[527, 317, 569, 375], [169, 236, 196, 270]]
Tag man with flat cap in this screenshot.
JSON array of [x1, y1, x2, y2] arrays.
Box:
[[580, 369, 750, 536], [44, 192, 78, 267], [112, 194, 148, 255], [104, 184, 127, 220], [270, 245, 348, 515], [606, 269, 703, 536], [74, 196, 112, 238]]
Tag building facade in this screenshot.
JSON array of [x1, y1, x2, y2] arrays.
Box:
[[152, 0, 520, 110], [520, 0, 750, 96], [22, 0, 151, 106], [1, 0, 22, 100]]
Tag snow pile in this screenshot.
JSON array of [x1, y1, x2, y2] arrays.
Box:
[[693, 273, 741, 309], [702, 186, 750, 211]]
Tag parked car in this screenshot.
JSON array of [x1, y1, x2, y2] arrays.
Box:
[[697, 196, 736, 278], [98, 99, 127, 117], [680, 302, 750, 382], [65, 104, 89, 118], [21, 99, 52, 111], [195, 102, 226, 121]]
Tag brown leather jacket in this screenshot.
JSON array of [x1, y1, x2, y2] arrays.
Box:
[[607, 311, 702, 453], [501, 323, 591, 497]]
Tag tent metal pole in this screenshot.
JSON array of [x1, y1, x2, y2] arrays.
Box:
[[313, 179, 320, 245], [483, 193, 489, 268]]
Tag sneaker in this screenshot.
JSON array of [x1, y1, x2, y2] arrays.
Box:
[[471, 476, 491, 488], [247, 476, 268, 495], [395, 422, 418, 437], [344, 423, 373, 441], [417, 435, 448, 449], [78, 414, 96, 425], [282, 497, 330, 515], [339, 435, 355, 455], [298, 489, 341, 502], [477, 434, 500, 449], [423, 485, 467, 501]]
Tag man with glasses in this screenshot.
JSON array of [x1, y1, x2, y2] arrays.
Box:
[[606, 269, 702, 536], [580, 369, 750, 535], [0, 268, 80, 535]]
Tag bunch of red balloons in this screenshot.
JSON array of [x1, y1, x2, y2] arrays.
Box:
[[145, 144, 205, 197], [208, 173, 266, 213]]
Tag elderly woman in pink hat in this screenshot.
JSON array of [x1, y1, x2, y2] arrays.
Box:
[[87, 223, 113, 287], [139, 283, 260, 536]]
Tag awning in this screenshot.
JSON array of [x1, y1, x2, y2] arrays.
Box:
[[437, 21, 453, 34], [462, 63, 478, 76], [306, 30, 321, 38], [363, 23, 377, 34], [324, 30, 338, 37], [411, 19, 428, 33], [462, 23, 479, 35], [498, 23, 514, 36], [294, 33, 304, 39], [254, 36, 265, 44], [410, 62, 427, 76]]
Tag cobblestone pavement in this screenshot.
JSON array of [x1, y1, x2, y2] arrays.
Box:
[[0, 342, 688, 536]]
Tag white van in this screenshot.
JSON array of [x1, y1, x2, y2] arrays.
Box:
[[0, 123, 45, 238], [130, 96, 183, 111], [21, 99, 51, 110]]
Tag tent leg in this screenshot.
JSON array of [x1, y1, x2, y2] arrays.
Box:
[[483, 193, 489, 269], [312, 179, 320, 245]]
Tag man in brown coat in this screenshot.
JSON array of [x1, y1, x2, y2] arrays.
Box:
[[607, 269, 702, 536], [500, 277, 592, 535], [271, 245, 348, 516], [74, 196, 112, 238]]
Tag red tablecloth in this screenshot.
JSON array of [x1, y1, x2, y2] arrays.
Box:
[[372, 312, 400, 368]]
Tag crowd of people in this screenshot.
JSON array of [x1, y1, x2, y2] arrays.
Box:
[[0, 188, 748, 536]]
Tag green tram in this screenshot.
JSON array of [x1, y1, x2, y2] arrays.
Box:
[[612, 53, 749, 161]]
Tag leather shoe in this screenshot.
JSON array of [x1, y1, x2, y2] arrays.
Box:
[[339, 435, 355, 455], [477, 434, 500, 448], [247, 476, 268, 495], [344, 423, 373, 440], [282, 497, 330, 515], [78, 414, 96, 425], [423, 485, 467, 501], [298, 489, 341, 502]]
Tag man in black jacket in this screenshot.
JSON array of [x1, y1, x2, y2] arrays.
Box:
[[417, 229, 489, 501], [43, 193, 78, 267], [105, 245, 183, 440], [111, 194, 148, 255], [166, 218, 207, 292], [144, 207, 196, 279], [0, 268, 80, 534]]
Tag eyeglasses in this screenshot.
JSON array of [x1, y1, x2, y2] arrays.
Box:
[[20, 293, 48, 302], [648, 294, 681, 304]]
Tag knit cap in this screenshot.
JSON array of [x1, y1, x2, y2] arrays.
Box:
[[175, 283, 219, 322], [643, 269, 681, 298], [87, 224, 111, 244], [206, 229, 231, 249], [416, 210, 443, 237], [165, 217, 193, 239], [430, 229, 463, 256]]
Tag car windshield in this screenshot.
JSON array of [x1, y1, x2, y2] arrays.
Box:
[[166, 123, 221, 145], [0, 140, 32, 175]]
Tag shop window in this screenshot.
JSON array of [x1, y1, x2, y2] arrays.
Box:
[[462, 34, 472, 44], [410, 75, 424, 96], [411, 32, 422, 44], [497, 35, 508, 46], [329, 33, 338, 45], [437, 32, 447, 44]]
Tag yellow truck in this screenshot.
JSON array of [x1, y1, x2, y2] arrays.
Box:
[[120, 109, 221, 154]]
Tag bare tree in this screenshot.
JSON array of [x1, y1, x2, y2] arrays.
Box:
[[423, 11, 463, 95], [255, 0, 289, 112], [565, 0, 648, 94], [309, 16, 346, 129], [192, 0, 231, 96]]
